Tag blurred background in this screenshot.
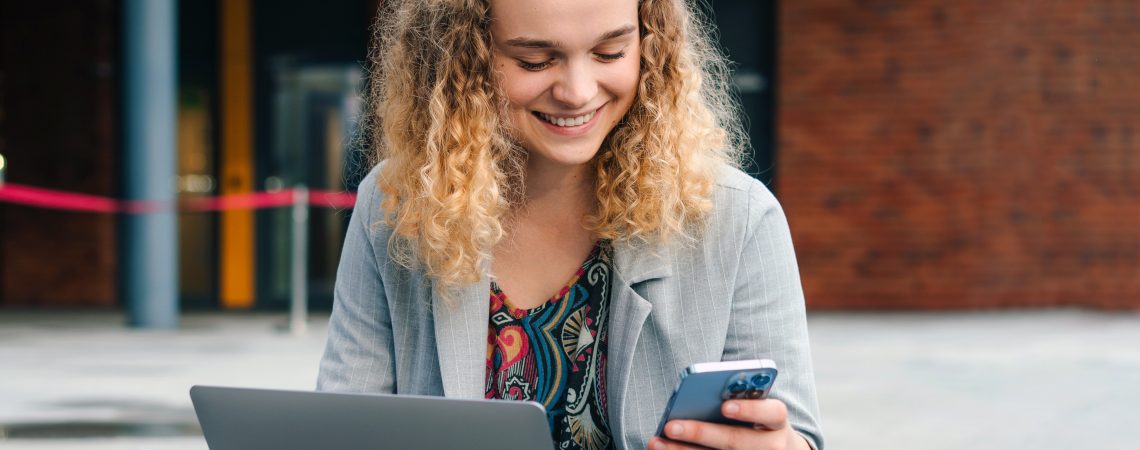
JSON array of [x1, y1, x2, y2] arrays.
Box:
[[0, 0, 1137, 449]]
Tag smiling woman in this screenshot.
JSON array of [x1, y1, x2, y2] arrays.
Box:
[[318, 1, 823, 449]]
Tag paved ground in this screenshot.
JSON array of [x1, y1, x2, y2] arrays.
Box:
[[1, 309, 1138, 449]]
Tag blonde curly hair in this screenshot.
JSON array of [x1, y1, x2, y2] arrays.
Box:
[[367, 0, 746, 296]]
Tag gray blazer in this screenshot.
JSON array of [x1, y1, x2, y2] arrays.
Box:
[[318, 164, 824, 450]]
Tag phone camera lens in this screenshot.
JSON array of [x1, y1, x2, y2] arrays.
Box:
[[728, 380, 748, 394], [746, 389, 763, 399], [750, 374, 771, 388]]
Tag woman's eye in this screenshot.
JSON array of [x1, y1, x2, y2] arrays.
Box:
[[518, 59, 553, 71], [596, 51, 626, 62]]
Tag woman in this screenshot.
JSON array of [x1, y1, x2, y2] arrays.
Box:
[[318, 0, 824, 449]]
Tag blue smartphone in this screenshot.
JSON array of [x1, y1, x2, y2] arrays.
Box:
[[655, 359, 778, 437]]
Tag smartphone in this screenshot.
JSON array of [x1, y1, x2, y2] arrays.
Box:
[[655, 359, 778, 437]]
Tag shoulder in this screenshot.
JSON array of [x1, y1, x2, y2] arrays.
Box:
[[351, 163, 391, 227], [705, 164, 787, 239], [349, 163, 397, 257], [348, 164, 380, 228]]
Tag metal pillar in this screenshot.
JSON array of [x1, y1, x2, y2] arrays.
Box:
[[289, 186, 310, 335], [122, 0, 179, 328]]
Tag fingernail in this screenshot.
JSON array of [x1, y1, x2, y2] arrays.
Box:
[[650, 439, 664, 450], [669, 423, 685, 436], [725, 402, 740, 415]]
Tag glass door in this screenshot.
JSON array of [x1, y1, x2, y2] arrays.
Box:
[[258, 63, 364, 309]]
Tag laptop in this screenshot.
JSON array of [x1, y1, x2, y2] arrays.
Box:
[[190, 385, 554, 450]]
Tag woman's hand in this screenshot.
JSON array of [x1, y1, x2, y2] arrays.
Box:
[[648, 398, 810, 450]]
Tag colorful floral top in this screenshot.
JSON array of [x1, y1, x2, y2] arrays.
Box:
[[485, 241, 615, 450]]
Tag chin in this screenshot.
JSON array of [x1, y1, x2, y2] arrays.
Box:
[[530, 142, 604, 167]]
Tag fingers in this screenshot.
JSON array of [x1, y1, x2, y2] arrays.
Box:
[[659, 420, 774, 450], [654, 399, 792, 450], [722, 398, 789, 431]]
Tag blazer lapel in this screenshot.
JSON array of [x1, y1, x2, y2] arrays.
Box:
[[607, 239, 672, 445], [432, 274, 491, 399], [427, 239, 672, 430]]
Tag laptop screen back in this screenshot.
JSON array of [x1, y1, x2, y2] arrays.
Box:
[[190, 385, 554, 450]]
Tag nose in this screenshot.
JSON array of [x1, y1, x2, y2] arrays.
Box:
[[551, 60, 598, 109]]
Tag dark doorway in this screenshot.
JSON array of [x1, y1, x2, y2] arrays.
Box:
[[706, 0, 778, 189]]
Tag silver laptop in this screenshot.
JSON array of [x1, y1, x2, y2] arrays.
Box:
[[190, 385, 554, 450]]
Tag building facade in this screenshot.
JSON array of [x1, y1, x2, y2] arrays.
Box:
[[1, 0, 1136, 311]]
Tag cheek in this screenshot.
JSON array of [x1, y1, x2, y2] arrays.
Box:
[[608, 58, 642, 101], [617, 51, 642, 95], [496, 70, 547, 111]]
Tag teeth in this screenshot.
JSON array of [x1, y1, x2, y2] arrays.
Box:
[[539, 111, 595, 127]]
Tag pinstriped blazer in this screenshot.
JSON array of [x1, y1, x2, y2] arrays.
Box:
[[317, 164, 824, 450]]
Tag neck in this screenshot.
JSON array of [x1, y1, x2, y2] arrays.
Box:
[[521, 159, 595, 219]]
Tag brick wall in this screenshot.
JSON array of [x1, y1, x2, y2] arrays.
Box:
[[778, 0, 1140, 309], [0, 1, 119, 307]]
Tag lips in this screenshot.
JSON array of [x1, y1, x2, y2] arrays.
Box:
[[526, 103, 607, 139], [535, 109, 596, 127]]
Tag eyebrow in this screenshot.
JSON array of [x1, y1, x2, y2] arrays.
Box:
[[504, 24, 637, 49]]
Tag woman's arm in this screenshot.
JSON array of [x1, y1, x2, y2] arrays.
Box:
[[654, 180, 824, 450], [317, 168, 397, 394]]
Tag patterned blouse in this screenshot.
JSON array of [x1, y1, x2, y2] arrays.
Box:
[[485, 241, 615, 450]]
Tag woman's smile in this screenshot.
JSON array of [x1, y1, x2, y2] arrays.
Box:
[[531, 103, 605, 136]]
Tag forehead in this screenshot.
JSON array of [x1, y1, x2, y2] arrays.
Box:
[[489, 0, 639, 44]]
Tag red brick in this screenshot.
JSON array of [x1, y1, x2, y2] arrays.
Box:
[[779, 0, 1140, 309]]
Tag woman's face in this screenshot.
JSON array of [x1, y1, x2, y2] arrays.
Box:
[[489, 0, 641, 172]]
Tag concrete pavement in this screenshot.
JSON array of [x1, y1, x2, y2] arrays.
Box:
[[1, 309, 1138, 449], [810, 310, 1140, 450]]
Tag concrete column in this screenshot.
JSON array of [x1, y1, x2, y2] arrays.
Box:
[[121, 0, 179, 328]]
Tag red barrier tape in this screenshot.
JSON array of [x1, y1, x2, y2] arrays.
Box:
[[0, 182, 357, 213], [0, 183, 120, 213]]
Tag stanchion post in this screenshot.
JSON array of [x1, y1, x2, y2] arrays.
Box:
[[0, 153, 7, 187], [289, 185, 310, 335]]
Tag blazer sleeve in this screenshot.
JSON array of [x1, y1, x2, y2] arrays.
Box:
[[721, 182, 824, 450], [316, 167, 397, 393]]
